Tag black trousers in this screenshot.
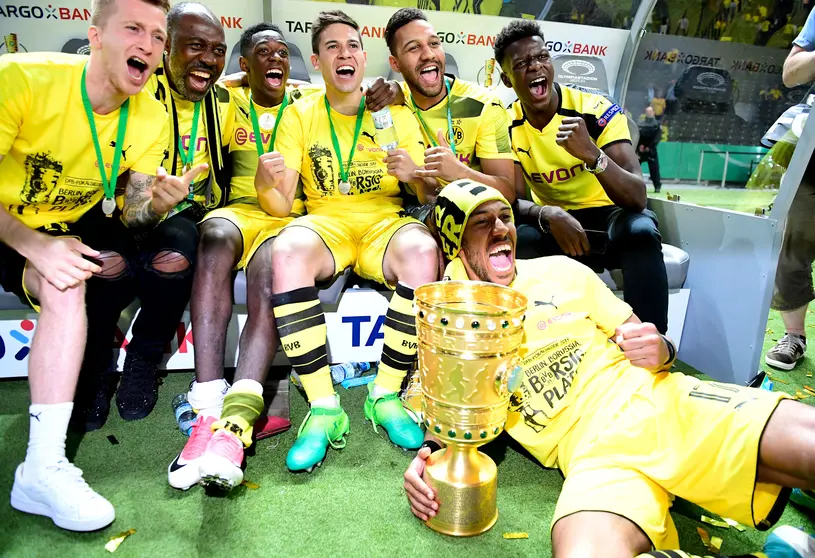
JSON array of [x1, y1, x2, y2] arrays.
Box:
[[516, 205, 669, 333], [641, 151, 661, 190], [83, 209, 199, 379]]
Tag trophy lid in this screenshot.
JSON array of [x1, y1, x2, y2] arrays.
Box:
[[414, 281, 528, 321]]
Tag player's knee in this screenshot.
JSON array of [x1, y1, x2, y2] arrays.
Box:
[[149, 250, 191, 275], [398, 234, 440, 278], [200, 222, 241, 255], [619, 216, 661, 249], [37, 279, 85, 313], [271, 232, 321, 270], [92, 251, 128, 280]]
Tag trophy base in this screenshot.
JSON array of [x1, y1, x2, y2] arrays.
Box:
[[423, 446, 498, 537]]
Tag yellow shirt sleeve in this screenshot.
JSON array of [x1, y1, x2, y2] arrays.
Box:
[[276, 100, 306, 173], [128, 111, 170, 176], [476, 100, 515, 160], [0, 59, 31, 155], [593, 96, 630, 149]]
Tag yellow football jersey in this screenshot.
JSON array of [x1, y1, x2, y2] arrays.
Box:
[[276, 92, 426, 215], [508, 83, 630, 211], [143, 66, 224, 204], [219, 84, 320, 216], [0, 53, 168, 229], [400, 77, 514, 184], [445, 255, 636, 468]]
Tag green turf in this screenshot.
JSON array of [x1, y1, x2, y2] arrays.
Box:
[[649, 184, 777, 214], [1, 365, 814, 558]]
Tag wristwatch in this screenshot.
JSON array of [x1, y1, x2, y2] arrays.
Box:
[[585, 150, 608, 174]]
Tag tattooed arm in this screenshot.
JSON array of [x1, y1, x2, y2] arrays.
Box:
[[122, 165, 207, 228]]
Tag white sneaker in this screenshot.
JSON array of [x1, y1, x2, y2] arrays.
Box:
[[168, 415, 216, 490], [10, 460, 115, 532]]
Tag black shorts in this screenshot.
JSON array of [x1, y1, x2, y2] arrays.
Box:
[[0, 203, 135, 309]]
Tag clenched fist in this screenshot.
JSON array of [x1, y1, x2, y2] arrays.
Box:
[[255, 151, 287, 193]]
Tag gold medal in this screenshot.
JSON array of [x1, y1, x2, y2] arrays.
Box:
[[102, 197, 116, 216], [339, 181, 351, 195]]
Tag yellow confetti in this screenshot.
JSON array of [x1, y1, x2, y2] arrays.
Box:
[[768, 375, 788, 384], [503, 532, 529, 539], [241, 480, 260, 490], [808, 372, 813, 378], [766, 328, 774, 335], [697, 526, 711, 548], [723, 518, 746, 532], [804, 385, 815, 395], [701, 515, 729, 528], [105, 529, 135, 553], [710, 536, 723, 553]]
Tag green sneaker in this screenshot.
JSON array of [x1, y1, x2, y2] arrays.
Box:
[[364, 383, 424, 450], [286, 405, 349, 472]]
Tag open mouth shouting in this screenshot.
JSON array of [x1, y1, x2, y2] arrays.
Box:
[[126, 56, 149, 83], [187, 67, 213, 93], [335, 64, 356, 82], [418, 63, 441, 88], [528, 75, 549, 100], [265, 67, 284, 89], [488, 241, 514, 274]]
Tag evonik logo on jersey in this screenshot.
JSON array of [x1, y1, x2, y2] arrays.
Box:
[[0, 4, 91, 20]]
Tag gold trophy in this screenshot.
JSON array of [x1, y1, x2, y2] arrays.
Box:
[[484, 58, 496, 89], [4, 33, 18, 54], [414, 280, 527, 536]]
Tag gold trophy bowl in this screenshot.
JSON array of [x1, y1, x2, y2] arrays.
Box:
[[414, 281, 527, 537]]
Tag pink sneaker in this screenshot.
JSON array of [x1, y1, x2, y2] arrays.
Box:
[[167, 415, 216, 490], [197, 428, 244, 490]]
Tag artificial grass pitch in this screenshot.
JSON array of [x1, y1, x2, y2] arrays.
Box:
[[1, 372, 814, 557]]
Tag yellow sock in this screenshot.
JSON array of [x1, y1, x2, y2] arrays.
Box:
[[212, 379, 264, 447], [273, 286, 334, 402], [374, 283, 417, 393]]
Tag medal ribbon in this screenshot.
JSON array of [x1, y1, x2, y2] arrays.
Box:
[[249, 92, 289, 157], [80, 63, 128, 207], [324, 95, 365, 190], [413, 78, 456, 155]]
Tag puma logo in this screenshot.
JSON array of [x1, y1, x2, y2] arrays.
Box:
[[517, 147, 532, 157], [29, 412, 41, 422], [534, 296, 557, 309], [109, 141, 133, 161], [238, 106, 250, 118], [361, 131, 376, 142]]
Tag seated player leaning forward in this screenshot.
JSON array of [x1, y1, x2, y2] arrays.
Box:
[[264, 10, 441, 472], [404, 181, 815, 556], [168, 22, 319, 492], [494, 20, 669, 334], [0, 0, 200, 532]]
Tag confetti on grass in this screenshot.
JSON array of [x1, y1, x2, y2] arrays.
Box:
[[106, 435, 119, 445], [723, 518, 746, 532], [701, 515, 729, 528], [105, 529, 135, 552], [804, 386, 815, 396], [696, 526, 722, 553], [241, 480, 260, 490], [768, 375, 788, 384], [502, 532, 529, 539]]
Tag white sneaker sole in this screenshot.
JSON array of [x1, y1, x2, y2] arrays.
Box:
[[168, 457, 204, 491], [198, 455, 243, 490], [10, 483, 115, 532], [765, 355, 801, 371]]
